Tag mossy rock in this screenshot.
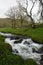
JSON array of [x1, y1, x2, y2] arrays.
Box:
[[0, 35, 23, 65], [32, 48, 36, 53], [0, 43, 12, 58], [0, 35, 5, 42], [24, 59, 38, 65]]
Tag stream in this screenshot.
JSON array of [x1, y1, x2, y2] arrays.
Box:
[[0, 32, 43, 65]]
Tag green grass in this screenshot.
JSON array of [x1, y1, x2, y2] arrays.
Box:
[[0, 35, 38, 65], [24, 59, 37, 65], [0, 27, 43, 44]]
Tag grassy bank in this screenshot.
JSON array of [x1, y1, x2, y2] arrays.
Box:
[[0, 35, 38, 65], [0, 27, 43, 44]]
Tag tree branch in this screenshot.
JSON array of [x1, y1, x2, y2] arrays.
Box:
[[30, 1, 35, 16], [39, 0, 43, 18]]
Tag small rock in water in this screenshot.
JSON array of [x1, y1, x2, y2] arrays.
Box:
[[10, 37, 15, 40], [32, 48, 36, 53], [13, 49, 18, 53], [40, 55, 43, 65], [38, 47, 43, 54], [23, 41, 30, 45], [14, 36, 20, 39], [32, 48, 42, 53]]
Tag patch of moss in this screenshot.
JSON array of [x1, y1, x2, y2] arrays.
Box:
[[0, 35, 5, 42], [24, 59, 38, 65]]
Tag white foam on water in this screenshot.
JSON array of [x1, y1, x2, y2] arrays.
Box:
[[0, 32, 43, 65], [0, 32, 14, 37], [5, 38, 43, 65]]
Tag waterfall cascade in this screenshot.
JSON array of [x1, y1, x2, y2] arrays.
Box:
[[0, 32, 43, 65]]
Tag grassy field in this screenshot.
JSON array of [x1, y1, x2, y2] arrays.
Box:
[[0, 27, 43, 44]]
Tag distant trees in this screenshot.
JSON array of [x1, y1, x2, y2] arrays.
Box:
[[17, 0, 43, 27], [16, 5, 26, 27], [6, 0, 43, 28], [5, 7, 17, 28], [17, 0, 37, 28], [6, 6, 27, 28]]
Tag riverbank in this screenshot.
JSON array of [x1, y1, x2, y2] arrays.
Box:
[[0, 27, 43, 44]]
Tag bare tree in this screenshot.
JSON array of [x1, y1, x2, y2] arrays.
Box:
[[17, 0, 37, 28], [31, 0, 43, 21], [5, 7, 17, 28], [39, 0, 43, 18], [5, 6, 26, 28], [16, 5, 27, 27], [18, 0, 43, 27]]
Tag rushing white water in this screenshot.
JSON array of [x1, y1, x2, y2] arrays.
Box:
[[0, 32, 43, 65], [0, 32, 14, 37]]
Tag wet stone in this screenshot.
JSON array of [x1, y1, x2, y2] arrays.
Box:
[[40, 55, 43, 65], [14, 38, 23, 43], [14, 36, 20, 39], [38, 46, 43, 54], [13, 49, 18, 53], [10, 37, 15, 40], [10, 36, 20, 40], [23, 41, 30, 45]]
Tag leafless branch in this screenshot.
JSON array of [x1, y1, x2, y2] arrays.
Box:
[[39, 0, 43, 18], [30, 1, 36, 16]]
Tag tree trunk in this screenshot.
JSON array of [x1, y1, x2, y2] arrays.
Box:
[[11, 19, 14, 28], [13, 19, 16, 28], [30, 16, 35, 28], [27, 14, 35, 28], [21, 16, 23, 27]]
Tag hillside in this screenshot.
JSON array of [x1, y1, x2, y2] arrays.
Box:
[[0, 18, 29, 28]]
